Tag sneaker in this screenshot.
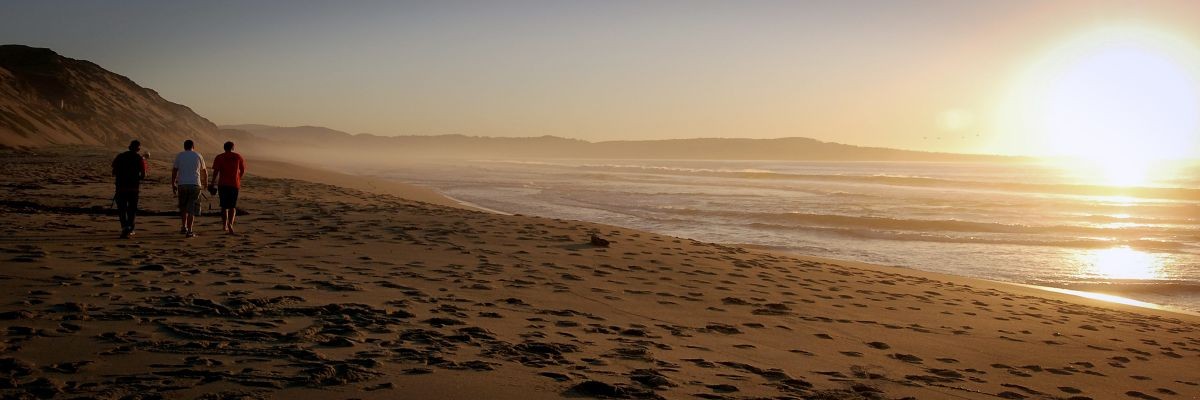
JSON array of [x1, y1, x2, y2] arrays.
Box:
[[185, 231, 196, 238], [119, 231, 130, 239], [180, 227, 188, 234]]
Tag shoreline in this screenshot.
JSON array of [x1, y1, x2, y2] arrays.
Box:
[[356, 170, 1200, 321], [428, 191, 514, 216], [758, 248, 1200, 319], [746, 246, 1200, 322], [766, 249, 1200, 319]]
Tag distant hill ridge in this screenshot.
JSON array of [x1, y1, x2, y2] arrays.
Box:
[[227, 124, 1017, 162], [0, 44, 1012, 161], [0, 44, 241, 150]]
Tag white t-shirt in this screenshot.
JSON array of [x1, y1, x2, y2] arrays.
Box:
[[173, 150, 206, 185]]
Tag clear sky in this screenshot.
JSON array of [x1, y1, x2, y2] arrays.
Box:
[[4, 0, 1200, 156]]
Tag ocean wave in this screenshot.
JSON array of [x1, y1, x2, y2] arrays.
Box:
[[555, 163, 1200, 201], [1076, 214, 1186, 224], [741, 222, 1188, 252], [655, 208, 1193, 237], [1033, 280, 1200, 295]]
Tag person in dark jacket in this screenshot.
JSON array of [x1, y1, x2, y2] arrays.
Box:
[[112, 140, 148, 238]]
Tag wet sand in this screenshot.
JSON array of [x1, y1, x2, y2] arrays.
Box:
[[0, 148, 1197, 399]]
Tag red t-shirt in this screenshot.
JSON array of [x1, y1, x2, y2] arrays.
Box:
[[212, 152, 246, 188]]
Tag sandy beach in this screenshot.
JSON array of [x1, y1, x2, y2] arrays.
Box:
[[1, 148, 1197, 400]]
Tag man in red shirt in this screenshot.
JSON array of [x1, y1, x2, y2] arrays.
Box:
[[209, 141, 246, 235]]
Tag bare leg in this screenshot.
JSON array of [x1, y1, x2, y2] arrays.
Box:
[[227, 208, 237, 234]]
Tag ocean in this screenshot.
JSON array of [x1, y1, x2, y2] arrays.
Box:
[[372, 159, 1200, 313]]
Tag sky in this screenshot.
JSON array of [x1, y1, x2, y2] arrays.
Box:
[[3, 0, 1200, 156]]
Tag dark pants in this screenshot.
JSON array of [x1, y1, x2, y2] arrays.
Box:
[[218, 186, 239, 209], [116, 191, 139, 232]]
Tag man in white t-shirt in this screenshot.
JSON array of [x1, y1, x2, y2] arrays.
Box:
[[171, 139, 208, 238]]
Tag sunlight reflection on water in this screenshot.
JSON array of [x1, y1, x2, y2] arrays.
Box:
[[1026, 285, 1165, 310], [1082, 246, 1165, 280]]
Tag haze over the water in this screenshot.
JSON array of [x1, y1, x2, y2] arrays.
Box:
[[4, 0, 1200, 159]]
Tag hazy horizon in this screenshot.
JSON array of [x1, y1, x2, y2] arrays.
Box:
[[4, 0, 1200, 160]]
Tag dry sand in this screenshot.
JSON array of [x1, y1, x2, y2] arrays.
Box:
[[245, 159, 472, 210], [0, 148, 1197, 400]]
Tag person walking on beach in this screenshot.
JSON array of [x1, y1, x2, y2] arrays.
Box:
[[171, 139, 207, 238], [209, 141, 246, 235], [111, 140, 147, 239]]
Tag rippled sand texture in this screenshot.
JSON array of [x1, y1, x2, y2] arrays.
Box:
[[0, 149, 1197, 399]]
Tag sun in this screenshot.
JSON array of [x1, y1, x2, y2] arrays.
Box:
[[998, 25, 1200, 186]]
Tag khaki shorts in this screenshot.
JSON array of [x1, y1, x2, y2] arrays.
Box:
[[177, 184, 201, 215]]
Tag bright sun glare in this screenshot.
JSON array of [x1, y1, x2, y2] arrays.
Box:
[[1002, 25, 1200, 186], [1083, 246, 1164, 280]]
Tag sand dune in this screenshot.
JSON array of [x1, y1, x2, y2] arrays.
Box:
[[0, 148, 1196, 399]]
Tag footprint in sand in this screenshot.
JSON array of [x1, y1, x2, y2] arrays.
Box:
[[889, 353, 923, 364]]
